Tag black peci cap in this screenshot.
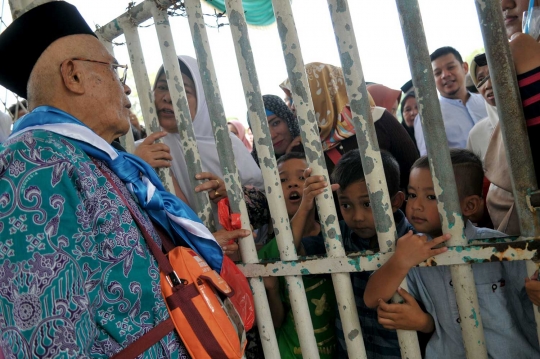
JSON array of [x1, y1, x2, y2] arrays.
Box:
[[0, 1, 96, 99], [401, 79, 413, 94]]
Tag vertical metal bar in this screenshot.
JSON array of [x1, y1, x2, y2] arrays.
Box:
[[326, 1, 421, 358], [182, 1, 321, 357], [271, 0, 368, 358], [473, 0, 540, 343], [473, 0, 540, 237], [120, 18, 175, 193], [395, 0, 487, 357], [223, 0, 318, 357], [130, 1, 215, 231], [95, 33, 135, 153]]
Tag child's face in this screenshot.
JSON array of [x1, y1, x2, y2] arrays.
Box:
[[406, 168, 442, 236], [338, 180, 377, 238], [279, 158, 308, 218]]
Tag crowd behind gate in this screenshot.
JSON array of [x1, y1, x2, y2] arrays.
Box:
[[1, 0, 540, 358]]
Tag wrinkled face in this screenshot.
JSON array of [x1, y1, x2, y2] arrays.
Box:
[[432, 54, 468, 99], [406, 168, 442, 237], [268, 114, 293, 155], [402, 97, 418, 127], [501, 0, 538, 39], [154, 72, 197, 133], [228, 123, 239, 137], [476, 65, 496, 107], [279, 158, 308, 218], [82, 40, 132, 140], [338, 180, 377, 239]]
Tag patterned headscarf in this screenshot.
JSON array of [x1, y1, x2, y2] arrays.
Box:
[[280, 62, 376, 151], [250, 95, 301, 164]]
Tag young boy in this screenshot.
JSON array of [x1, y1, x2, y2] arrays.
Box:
[[364, 148, 540, 358], [327, 149, 407, 358], [258, 152, 339, 359]]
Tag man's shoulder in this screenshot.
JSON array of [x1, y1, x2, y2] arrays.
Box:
[[2, 130, 82, 155], [0, 130, 89, 174]]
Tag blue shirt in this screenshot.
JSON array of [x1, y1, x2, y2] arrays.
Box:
[[414, 93, 487, 156], [303, 210, 412, 359], [406, 221, 540, 358]]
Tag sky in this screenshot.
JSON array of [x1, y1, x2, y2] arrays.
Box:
[[0, 0, 485, 124]]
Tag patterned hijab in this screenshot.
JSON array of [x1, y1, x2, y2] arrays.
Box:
[[280, 62, 376, 151], [250, 95, 300, 164]]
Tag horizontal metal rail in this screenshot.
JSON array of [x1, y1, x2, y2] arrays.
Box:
[[239, 238, 540, 277]]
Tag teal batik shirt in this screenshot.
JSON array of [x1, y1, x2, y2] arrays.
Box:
[[0, 130, 190, 358]]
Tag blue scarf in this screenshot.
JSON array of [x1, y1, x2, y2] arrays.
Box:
[[11, 106, 223, 271]]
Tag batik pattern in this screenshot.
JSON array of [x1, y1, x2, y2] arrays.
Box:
[[0, 130, 189, 358]]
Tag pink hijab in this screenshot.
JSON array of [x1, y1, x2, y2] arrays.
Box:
[[367, 84, 402, 115], [228, 119, 252, 151]]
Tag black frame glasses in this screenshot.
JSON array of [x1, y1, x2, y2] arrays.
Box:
[[70, 58, 129, 85]]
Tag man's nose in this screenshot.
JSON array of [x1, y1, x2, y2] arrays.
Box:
[[124, 84, 132, 96]]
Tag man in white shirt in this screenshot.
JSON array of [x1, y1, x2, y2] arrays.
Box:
[[0, 110, 12, 143], [414, 47, 487, 155]]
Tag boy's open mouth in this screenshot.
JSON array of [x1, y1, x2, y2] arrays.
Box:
[[288, 191, 301, 201]]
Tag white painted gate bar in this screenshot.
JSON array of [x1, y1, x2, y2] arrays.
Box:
[[325, 0, 422, 357]]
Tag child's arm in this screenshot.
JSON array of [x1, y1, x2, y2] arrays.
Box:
[[263, 276, 285, 328], [525, 271, 540, 307], [377, 287, 435, 333], [364, 232, 450, 308], [290, 168, 339, 255]]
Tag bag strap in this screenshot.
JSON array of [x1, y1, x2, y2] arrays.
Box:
[[93, 160, 180, 359], [95, 160, 229, 359], [109, 318, 175, 359]]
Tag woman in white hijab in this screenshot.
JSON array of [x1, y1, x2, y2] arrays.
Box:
[[136, 55, 266, 248]]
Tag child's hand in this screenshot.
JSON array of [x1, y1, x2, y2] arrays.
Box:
[[263, 276, 279, 292], [394, 231, 450, 269], [525, 271, 540, 306], [377, 287, 435, 333], [300, 168, 339, 213]]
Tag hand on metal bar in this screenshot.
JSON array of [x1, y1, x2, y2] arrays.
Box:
[[195, 172, 227, 203], [377, 287, 435, 333], [134, 131, 172, 168]]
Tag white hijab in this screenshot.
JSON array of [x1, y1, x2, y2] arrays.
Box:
[[158, 55, 264, 211]]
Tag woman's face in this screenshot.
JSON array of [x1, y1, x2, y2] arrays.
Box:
[[154, 72, 197, 133], [402, 97, 418, 127], [228, 123, 239, 137], [267, 114, 293, 155]]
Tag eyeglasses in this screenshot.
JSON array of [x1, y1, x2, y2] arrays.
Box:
[[476, 74, 490, 89], [71, 58, 129, 85]]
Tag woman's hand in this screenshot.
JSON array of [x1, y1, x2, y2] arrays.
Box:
[[134, 131, 172, 168], [285, 135, 302, 154], [195, 172, 227, 203], [213, 228, 251, 256]]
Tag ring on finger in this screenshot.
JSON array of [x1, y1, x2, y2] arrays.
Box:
[[215, 190, 219, 197], [214, 179, 220, 187]]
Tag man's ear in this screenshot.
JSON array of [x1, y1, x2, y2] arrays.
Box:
[[59, 59, 85, 95], [391, 191, 405, 212], [462, 61, 469, 74], [461, 194, 483, 220]]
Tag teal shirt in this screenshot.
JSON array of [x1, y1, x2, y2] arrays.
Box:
[[258, 237, 337, 358], [0, 130, 189, 358]]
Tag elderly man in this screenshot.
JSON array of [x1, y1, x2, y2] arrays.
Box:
[[0, 2, 232, 358]]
